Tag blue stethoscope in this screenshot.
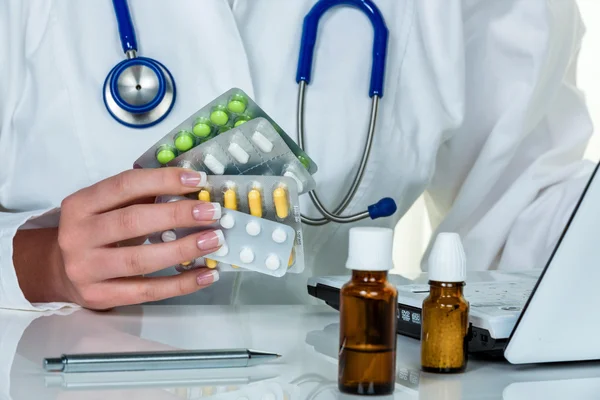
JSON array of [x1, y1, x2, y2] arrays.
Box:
[[103, 0, 176, 128], [105, 0, 396, 224]]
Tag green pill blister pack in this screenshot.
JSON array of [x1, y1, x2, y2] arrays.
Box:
[[133, 88, 318, 175]]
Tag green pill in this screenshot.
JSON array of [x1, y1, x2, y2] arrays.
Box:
[[156, 146, 176, 164], [227, 94, 248, 114], [174, 131, 195, 151], [210, 105, 229, 126], [192, 119, 212, 138], [298, 155, 311, 170], [234, 116, 250, 127]]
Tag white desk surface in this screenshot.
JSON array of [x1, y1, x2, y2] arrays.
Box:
[[3, 305, 600, 400]]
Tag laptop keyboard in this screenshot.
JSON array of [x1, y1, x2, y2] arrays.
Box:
[[397, 281, 535, 309]]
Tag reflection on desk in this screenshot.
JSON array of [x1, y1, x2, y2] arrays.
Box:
[[3, 305, 600, 399]]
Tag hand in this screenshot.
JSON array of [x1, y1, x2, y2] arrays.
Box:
[[14, 168, 223, 309]]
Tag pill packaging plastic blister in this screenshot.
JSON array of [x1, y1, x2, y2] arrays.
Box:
[[163, 118, 315, 194], [158, 174, 305, 274], [133, 87, 317, 174], [150, 196, 296, 278]]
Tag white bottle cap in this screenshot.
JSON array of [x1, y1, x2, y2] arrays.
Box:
[[427, 232, 467, 282], [345, 227, 394, 271]]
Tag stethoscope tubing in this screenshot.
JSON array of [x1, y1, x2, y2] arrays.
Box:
[[295, 0, 395, 224]]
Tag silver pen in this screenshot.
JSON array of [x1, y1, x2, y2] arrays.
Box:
[[43, 349, 281, 373]]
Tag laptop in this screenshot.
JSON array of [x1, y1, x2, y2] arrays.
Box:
[[308, 161, 600, 364]]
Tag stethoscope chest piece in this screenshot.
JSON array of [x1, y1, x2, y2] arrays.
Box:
[[104, 0, 176, 128], [104, 55, 176, 128]]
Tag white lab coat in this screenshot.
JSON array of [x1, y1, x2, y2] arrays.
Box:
[[0, 0, 594, 310]]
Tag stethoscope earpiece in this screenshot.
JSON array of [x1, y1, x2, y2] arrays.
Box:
[[104, 0, 176, 128]]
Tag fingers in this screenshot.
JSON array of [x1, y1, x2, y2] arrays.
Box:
[[107, 268, 219, 308], [91, 229, 224, 281], [87, 199, 222, 246], [65, 168, 208, 216]]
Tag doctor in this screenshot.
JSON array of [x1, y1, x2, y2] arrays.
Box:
[[0, 0, 594, 311]]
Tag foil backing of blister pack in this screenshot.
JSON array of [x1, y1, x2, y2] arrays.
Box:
[[133, 88, 317, 174]]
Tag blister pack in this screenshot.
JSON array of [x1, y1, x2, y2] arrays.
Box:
[[166, 118, 315, 194], [156, 174, 305, 274], [150, 196, 296, 278], [133, 87, 317, 174]]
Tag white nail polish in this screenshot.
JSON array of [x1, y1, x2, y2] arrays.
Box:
[[196, 171, 208, 187], [211, 269, 220, 283], [214, 229, 225, 246], [211, 203, 222, 219]]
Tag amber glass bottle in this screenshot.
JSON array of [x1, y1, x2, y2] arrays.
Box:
[[420, 233, 469, 373], [338, 227, 398, 396]]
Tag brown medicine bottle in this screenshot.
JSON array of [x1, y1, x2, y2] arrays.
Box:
[[421, 233, 469, 373], [338, 227, 397, 396]]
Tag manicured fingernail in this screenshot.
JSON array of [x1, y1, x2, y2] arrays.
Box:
[[193, 202, 222, 221], [180, 171, 208, 187], [196, 229, 225, 251], [197, 269, 220, 286]]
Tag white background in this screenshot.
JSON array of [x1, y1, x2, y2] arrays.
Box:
[[392, 0, 600, 277]]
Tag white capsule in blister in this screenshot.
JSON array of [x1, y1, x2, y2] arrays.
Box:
[[240, 247, 255, 264], [284, 171, 304, 193], [204, 154, 225, 175], [251, 132, 274, 153], [272, 228, 288, 244], [246, 221, 261, 236], [227, 142, 250, 164], [265, 254, 280, 271], [220, 214, 236, 229]]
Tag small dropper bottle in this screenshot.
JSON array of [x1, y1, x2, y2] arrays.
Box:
[[420, 233, 469, 373], [338, 227, 397, 395]]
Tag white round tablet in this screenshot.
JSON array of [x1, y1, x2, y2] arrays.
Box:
[[214, 243, 229, 257], [220, 213, 235, 229], [271, 228, 288, 244], [240, 247, 255, 264], [265, 254, 281, 271], [245, 221, 261, 236], [262, 392, 277, 400], [161, 230, 177, 242]]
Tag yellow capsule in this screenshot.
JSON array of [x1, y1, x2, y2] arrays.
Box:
[[288, 248, 295, 267], [206, 259, 218, 269], [273, 187, 289, 219], [232, 264, 240, 269], [248, 189, 263, 217], [223, 189, 238, 210], [180, 260, 192, 267], [198, 189, 211, 202]]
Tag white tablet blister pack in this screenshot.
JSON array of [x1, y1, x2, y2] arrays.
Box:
[[133, 87, 317, 174], [149, 196, 296, 278], [194, 175, 305, 273], [163, 118, 315, 194]]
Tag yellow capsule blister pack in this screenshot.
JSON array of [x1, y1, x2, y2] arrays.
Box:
[[153, 175, 305, 275]]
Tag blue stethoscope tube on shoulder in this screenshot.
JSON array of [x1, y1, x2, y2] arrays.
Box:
[[295, 0, 397, 225], [103, 0, 176, 128], [103, 0, 396, 224]]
